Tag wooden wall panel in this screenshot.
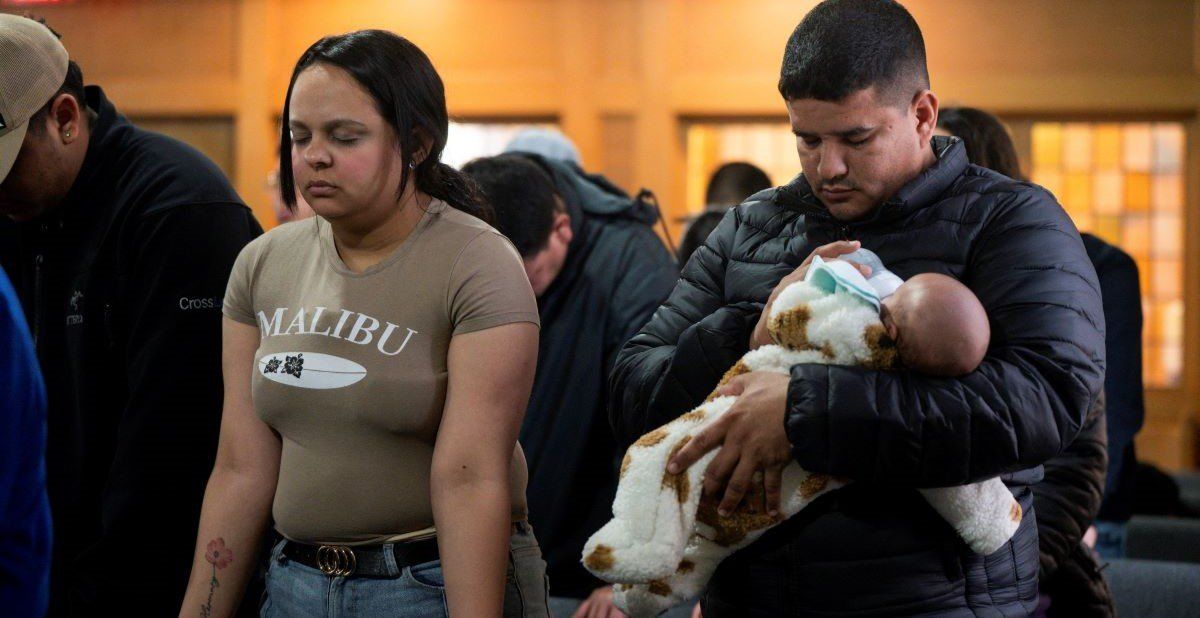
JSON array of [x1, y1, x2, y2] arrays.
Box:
[[132, 117, 236, 177], [599, 113, 637, 192], [3, 0, 1197, 468]]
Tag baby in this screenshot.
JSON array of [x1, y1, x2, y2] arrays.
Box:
[[583, 249, 1019, 617], [838, 248, 991, 377]]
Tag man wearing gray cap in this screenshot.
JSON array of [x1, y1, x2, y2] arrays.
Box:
[[0, 15, 261, 616]]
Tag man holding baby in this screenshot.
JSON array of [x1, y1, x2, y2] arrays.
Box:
[[608, 0, 1104, 615]]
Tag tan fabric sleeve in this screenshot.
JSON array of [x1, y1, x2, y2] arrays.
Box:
[[447, 230, 540, 336], [222, 236, 262, 326]]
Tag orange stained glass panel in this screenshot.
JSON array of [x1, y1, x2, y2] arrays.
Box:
[[1094, 215, 1122, 245], [1145, 300, 1164, 343], [1070, 212, 1095, 234], [1152, 123, 1184, 173], [1152, 173, 1184, 213], [1122, 124, 1153, 171], [1120, 215, 1151, 258], [1032, 168, 1065, 203], [1032, 123, 1063, 168], [1162, 345, 1183, 385], [1092, 171, 1123, 215], [1151, 214, 1183, 258], [1063, 123, 1093, 171], [1163, 299, 1185, 343], [1143, 343, 1162, 385], [1153, 259, 1183, 300], [1064, 172, 1093, 213], [1125, 172, 1151, 211], [1093, 124, 1123, 168], [1134, 256, 1152, 297]]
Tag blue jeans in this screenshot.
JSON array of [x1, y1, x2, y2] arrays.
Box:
[[262, 522, 549, 617]]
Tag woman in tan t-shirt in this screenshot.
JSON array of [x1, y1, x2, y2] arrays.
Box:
[[180, 30, 548, 617]]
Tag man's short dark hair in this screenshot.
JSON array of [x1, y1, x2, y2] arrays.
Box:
[[28, 60, 86, 134], [778, 0, 929, 105], [461, 154, 561, 257], [705, 162, 772, 207]]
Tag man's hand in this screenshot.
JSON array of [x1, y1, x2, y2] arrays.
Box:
[[749, 240, 869, 349], [572, 585, 626, 618], [667, 371, 792, 516]]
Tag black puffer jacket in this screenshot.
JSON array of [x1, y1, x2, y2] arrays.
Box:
[[609, 137, 1105, 616]]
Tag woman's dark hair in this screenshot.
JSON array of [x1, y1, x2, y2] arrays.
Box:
[[937, 107, 1026, 181], [279, 30, 492, 223]]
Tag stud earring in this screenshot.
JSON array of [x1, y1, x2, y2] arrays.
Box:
[[408, 161, 416, 169], [64, 131, 71, 139]]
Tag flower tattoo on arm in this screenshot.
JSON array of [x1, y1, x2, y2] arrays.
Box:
[[200, 538, 234, 618]]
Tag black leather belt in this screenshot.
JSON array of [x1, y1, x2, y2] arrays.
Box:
[[281, 536, 440, 578]]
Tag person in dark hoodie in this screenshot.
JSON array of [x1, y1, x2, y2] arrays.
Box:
[[463, 151, 677, 617], [611, 1, 1104, 615], [0, 16, 261, 616]]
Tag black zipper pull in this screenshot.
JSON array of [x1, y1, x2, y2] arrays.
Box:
[[839, 225, 852, 241]]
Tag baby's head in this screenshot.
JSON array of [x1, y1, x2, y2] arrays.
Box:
[[880, 273, 990, 377]]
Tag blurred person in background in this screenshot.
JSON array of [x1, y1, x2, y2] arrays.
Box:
[[180, 30, 547, 617], [506, 127, 584, 168], [938, 105, 1124, 616], [702, 162, 772, 212], [267, 166, 314, 225], [678, 210, 724, 267], [465, 149, 677, 618], [679, 162, 773, 265], [0, 15, 261, 616]]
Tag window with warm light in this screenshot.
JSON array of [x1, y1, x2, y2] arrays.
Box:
[[442, 120, 558, 169], [1028, 121, 1186, 388], [683, 120, 799, 212]]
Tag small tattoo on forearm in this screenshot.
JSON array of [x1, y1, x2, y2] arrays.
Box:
[[200, 538, 234, 618]]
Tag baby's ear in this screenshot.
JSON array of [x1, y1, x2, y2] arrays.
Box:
[[862, 324, 900, 370]]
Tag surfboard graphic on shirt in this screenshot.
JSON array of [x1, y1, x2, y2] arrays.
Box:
[[258, 351, 367, 389]]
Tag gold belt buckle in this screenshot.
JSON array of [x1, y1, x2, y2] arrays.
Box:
[[316, 545, 357, 577]]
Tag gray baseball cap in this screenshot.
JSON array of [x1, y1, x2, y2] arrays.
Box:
[[0, 14, 69, 183]]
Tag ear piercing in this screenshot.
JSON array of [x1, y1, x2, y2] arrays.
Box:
[[64, 131, 71, 138]]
